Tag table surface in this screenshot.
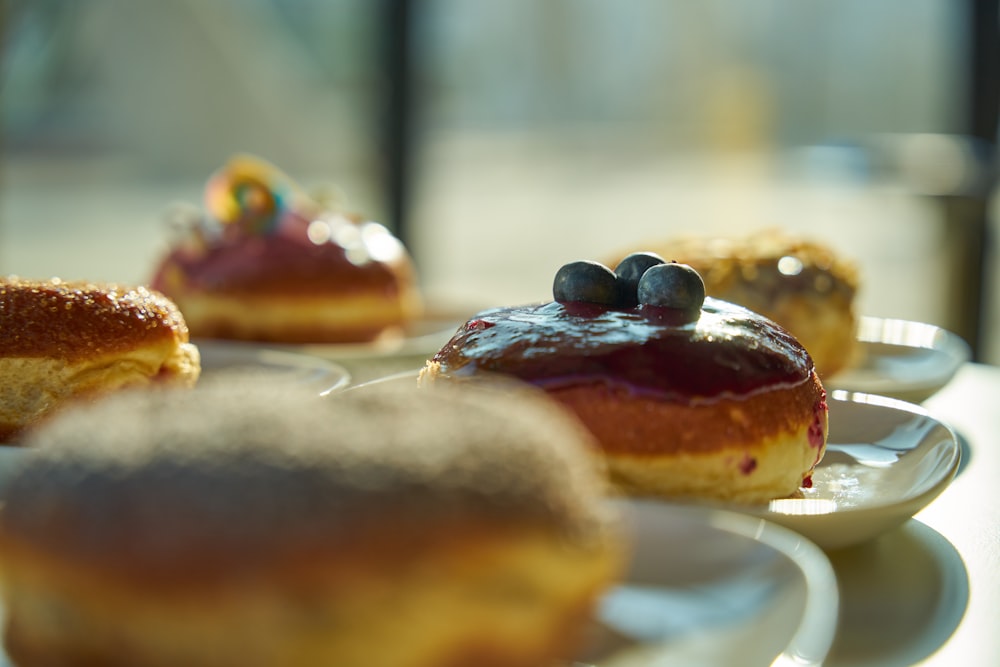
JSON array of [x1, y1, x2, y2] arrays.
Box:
[[821, 362, 1000, 666]]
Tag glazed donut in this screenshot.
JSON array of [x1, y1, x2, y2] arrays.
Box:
[[151, 155, 422, 344], [421, 255, 828, 504], [0, 379, 623, 667], [0, 277, 200, 444], [608, 228, 859, 378]]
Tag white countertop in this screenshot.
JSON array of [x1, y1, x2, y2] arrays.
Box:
[[824, 363, 1000, 666]]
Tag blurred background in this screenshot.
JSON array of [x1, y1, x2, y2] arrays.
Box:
[[1, 0, 998, 362]]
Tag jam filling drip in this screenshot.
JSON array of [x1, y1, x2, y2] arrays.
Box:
[[808, 391, 829, 449]]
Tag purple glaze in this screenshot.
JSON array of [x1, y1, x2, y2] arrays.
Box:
[[431, 298, 815, 402], [151, 214, 400, 296]]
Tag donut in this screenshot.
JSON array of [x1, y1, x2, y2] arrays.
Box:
[[421, 254, 828, 504], [0, 379, 623, 667], [608, 229, 859, 377], [150, 155, 422, 344], [0, 277, 200, 444]]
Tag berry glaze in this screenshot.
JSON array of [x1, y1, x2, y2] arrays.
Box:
[[431, 297, 817, 404], [151, 212, 406, 298]]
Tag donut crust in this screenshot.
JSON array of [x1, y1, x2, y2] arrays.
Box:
[[0, 277, 200, 443], [0, 382, 623, 667], [547, 374, 828, 503], [608, 229, 859, 377]]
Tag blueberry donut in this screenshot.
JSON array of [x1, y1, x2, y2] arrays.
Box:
[[421, 253, 828, 504]]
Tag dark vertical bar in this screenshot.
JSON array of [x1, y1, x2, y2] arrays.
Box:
[[379, 0, 414, 249], [966, 0, 999, 360], [970, 0, 1000, 142], [0, 0, 8, 272]]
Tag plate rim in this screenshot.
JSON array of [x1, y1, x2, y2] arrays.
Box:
[[195, 338, 353, 395], [827, 315, 971, 400], [602, 499, 839, 666], [739, 390, 961, 549], [770, 390, 960, 514]]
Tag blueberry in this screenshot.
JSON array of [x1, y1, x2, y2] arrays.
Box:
[[614, 252, 665, 306], [637, 262, 706, 315], [553, 260, 619, 306]]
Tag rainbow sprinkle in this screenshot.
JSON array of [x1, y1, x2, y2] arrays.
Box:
[[204, 155, 295, 236]]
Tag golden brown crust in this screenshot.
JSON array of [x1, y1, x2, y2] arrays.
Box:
[[0, 381, 616, 588], [556, 372, 828, 503], [547, 372, 825, 456], [0, 277, 191, 361], [166, 282, 422, 344], [423, 366, 828, 503], [2, 535, 617, 667], [658, 230, 858, 296], [0, 277, 200, 444], [607, 229, 859, 377], [0, 381, 623, 667]]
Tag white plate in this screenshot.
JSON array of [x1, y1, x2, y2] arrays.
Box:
[[827, 316, 970, 403], [291, 315, 462, 363], [737, 391, 960, 550], [579, 501, 838, 667], [349, 375, 960, 551], [195, 340, 352, 395], [249, 315, 462, 385]]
